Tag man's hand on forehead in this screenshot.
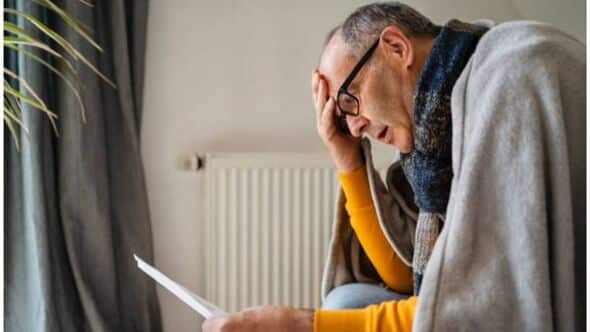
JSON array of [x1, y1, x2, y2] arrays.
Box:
[[310, 68, 363, 174]]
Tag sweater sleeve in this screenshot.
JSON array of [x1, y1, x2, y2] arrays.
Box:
[[337, 164, 413, 293], [313, 164, 417, 332], [314, 296, 418, 332]]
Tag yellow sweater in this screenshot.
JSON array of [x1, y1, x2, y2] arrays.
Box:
[[314, 165, 418, 332]]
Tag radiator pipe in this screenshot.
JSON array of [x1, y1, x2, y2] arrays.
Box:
[[187, 154, 205, 171]]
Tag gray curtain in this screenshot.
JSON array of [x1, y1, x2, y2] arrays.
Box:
[[5, 1, 162, 331]]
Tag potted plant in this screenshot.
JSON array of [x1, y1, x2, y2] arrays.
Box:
[[4, 0, 115, 150]]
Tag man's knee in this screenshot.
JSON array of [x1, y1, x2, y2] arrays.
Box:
[[321, 284, 372, 310], [321, 283, 410, 310]]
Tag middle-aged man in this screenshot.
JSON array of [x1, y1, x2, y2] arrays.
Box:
[[203, 2, 585, 331]]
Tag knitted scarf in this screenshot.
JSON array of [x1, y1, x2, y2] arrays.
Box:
[[400, 19, 488, 295]]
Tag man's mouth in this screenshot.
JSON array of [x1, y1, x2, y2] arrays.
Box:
[[377, 126, 389, 142]]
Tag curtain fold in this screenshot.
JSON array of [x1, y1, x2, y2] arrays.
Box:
[[4, 1, 162, 331]]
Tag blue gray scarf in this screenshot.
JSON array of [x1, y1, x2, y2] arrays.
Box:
[[400, 19, 488, 294]]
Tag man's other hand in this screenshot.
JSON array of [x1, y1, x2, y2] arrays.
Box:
[[202, 306, 314, 332]]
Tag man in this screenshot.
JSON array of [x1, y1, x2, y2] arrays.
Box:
[[203, 2, 585, 331]]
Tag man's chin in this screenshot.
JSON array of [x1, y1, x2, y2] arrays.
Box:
[[397, 147, 413, 154], [393, 137, 414, 154]]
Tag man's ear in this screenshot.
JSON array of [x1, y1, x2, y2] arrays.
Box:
[[379, 25, 414, 68]]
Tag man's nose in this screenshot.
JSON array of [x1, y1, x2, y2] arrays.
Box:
[[346, 116, 369, 138]]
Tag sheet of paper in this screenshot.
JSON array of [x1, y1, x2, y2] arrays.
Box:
[[134, 255, 227, 319]]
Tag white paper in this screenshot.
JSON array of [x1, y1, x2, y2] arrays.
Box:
[[134, 255, 227, 319]]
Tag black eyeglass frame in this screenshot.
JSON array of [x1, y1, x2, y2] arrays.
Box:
[[336, 38, 380, 117], [334, 38, 379, 136]]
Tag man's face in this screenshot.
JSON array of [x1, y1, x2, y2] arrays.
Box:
[[318, 33, 415, 153]]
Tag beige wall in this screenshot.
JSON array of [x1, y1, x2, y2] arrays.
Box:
[[141, 1, 584, 331], [513, 0, 585, 42]]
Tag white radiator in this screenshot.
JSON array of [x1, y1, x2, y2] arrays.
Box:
[[204, 153, 340, 313]]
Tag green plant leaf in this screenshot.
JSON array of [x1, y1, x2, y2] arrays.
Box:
[[4, 68, 50, 111], [4, 111, 21, 151], [4, 22, 81, 79], [6, 44, 87, 122], [5, 8, 116, 88], [5, 39, 81, 85], [79, 0, 93, 7], [4, 9, 81, 58], [5, 43, 82, 87], [4, 79, 59, 136], [5, 21, 37, 41], [4, 80, 54, 117], [3, 96, 26, 149], [32, 0, 102, 52], [4, 104, 29, 135], [4, 36, 62, 58], [5, 93, 23, 117]]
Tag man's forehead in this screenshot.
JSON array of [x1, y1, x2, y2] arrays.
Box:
[[318, 34, 356, 95]]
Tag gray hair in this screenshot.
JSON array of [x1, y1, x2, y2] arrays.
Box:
[[341, 2, 440, 58]]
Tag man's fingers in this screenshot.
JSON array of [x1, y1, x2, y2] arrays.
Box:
[[321, 97, 335, 128], [315, 78, 326, 117], [311, 71, 319, 98], [314, 77, 324, 122], [318, 76, 327, 100], [201, 317, 224, 332]]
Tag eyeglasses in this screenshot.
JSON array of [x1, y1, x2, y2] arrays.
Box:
[[335, 38, 380, 136]]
